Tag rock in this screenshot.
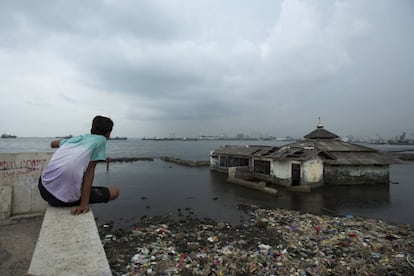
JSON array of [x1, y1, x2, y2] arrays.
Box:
[[217, 222, 226, 230], [187, 242, 199, 250], [256, 218, 268, 229], [174, 232, 186, 240]]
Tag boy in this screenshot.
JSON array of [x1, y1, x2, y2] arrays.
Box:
[[38, 115, 120, 215]]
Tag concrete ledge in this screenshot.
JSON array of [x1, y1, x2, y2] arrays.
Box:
[[28, 207, 111, 276], [227, 177, 278, 195]]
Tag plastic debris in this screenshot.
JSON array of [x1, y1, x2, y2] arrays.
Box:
[[99, 207, 414, 275], [207, 236, 219, 243]]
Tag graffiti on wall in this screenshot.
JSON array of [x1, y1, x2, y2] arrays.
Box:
[[0, 159, 48, 176], [0, 158, 49, 191]]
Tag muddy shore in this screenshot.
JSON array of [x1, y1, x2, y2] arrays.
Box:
[[98, 206, 414, 275]]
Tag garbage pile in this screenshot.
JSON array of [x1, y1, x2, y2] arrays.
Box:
[[99, 207, 414, 275]]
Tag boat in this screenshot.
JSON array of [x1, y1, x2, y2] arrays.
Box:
[[1, 133, 17, 138], [142, 137, 198, 141], [387, 140, 414, 145], [387, 132, 414, 145], [142, 137, 179, 141], [109, 136, 127, 140], [55, 135, 73, 139]]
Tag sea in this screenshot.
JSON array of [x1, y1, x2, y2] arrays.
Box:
[[1, 137, 414, 226]]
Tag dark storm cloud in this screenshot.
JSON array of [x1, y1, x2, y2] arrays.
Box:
[[1, 0, 413, 138], [6, 1, 173, 34], [85, 57, 205, 97], [0, 0, 187, 50]]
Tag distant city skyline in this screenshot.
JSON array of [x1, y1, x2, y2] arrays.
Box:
[[3, 129, 410, 142]]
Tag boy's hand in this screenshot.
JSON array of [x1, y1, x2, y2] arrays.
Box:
[[70, 205, 90, 215]]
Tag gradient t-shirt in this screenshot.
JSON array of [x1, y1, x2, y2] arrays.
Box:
[[41, 134, 106, 203]]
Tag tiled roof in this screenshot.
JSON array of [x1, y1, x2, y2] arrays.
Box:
[[212, 145, 277, 156], [211, 125, 390, 165], [283, 139, 377, 152], [304, 127, 339, 139], [324, 151, 390, 165]]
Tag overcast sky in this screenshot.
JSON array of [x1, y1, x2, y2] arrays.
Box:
[[1, 0, 413, 139]]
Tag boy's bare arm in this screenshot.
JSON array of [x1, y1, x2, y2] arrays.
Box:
[[71, 161, 97, 215]]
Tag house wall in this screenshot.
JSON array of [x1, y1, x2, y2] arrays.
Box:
[[263, 158, 323, 188], [271, 160, 292, 186], [228, 166, 251, 179], [272, 160, 290, 179], [210, 155, 219, 168], [302, 158, 324, 187], [249, 159, 291, 187], [210, 155, 228, 173], [211, 152, 390, 189], [210, 154, 250, 174], [324, 165, 389, 185]]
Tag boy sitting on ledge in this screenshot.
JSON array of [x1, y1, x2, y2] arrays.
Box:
[[38, 115, 120, 215]]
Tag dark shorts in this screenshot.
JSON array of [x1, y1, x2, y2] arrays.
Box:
[[38, 177, 110, 207]]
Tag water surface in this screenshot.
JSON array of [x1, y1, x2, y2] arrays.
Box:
[[2, 137, 413, 226], [92, 160, 414, 226]]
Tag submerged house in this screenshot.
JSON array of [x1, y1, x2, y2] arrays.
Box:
[[210, 124, 390, 189]]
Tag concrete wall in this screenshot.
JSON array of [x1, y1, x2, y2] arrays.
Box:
[[302, 158, 324, 187], [261, 158, 323, 188], [0, 152, 52, 220], [271, 160, 290, 179], [228, 166, 251, 179], [264, 160, 292, 187], [210, 155, 219, 167], [324, 165, 390, 185]]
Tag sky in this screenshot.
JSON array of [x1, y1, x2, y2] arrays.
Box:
[[1, 0, 413, 139]]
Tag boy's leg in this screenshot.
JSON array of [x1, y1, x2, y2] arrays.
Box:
[[107, 186, 120, 201], [89, 186, 119, 204], [39, 177, 119, 206]]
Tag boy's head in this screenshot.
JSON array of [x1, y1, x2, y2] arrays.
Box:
[[91, 116, 113, 138]]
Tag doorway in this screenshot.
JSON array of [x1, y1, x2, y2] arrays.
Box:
[[291, 163, 301, 186]]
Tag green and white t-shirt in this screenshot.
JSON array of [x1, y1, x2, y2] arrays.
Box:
[[41, 134, 107, 203]]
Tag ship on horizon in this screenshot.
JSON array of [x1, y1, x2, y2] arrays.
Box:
[[387, 132, 414, 145], [109, 136, 127, 140], [1, 133, 17, 138]]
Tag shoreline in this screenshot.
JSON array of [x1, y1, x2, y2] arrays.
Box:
[[98, 206, 414, 275]]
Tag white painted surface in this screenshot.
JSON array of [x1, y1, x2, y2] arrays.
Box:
[[0, 186, 12, 220], [0, 152, 52, 216], [303, 159, 323, 183], [28, 207, 111, 276], [272, 160, 290, 179]]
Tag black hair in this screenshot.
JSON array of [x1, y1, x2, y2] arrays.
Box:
[[91, 115, 114, 136]]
